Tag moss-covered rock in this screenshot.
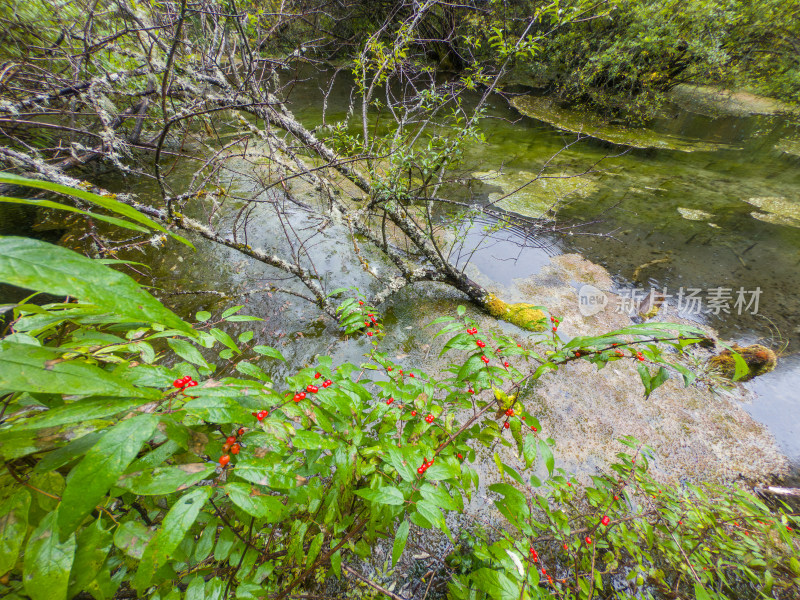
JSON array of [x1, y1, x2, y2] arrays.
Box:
[[709, 344, 777, 382], [485, 294, 546, 331]]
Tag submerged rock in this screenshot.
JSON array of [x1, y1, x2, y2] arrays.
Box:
[[668, 84, 794, 117], [509, 95, 727, 152], [709, 344, 778, 382], [472, 169, 599, 219], [745, 196, 800, 228], [677, 207, 714, 221]]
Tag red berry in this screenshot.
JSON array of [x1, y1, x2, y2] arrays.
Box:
[[585, 536, 592, 545], [238, 427, 245, 436], [306, 385, 318, 393], [503, 361, 509, 367], [257, 410, 268, 420], [481, 355, 489, 364], [387, 367, 392, 372], [323, 379, 332, 387], [188, 380, 198, 387], [505, 409, 514, 417], [788, 526, 793, 532], [468, 388, 474, 394], [457, 453, 463, 459], [411, 410, 417, 416], [358, 301, 364, 305], [222, 443, 231, 453], [532, 426, 538, 431], [367, 331, 373, 337], [173, 379, 184, 388], [410, 373, 414, 378], [226, 436, 236, 445], [476, 340, 485, 348], [521, 416, 526, 420], [386, 398, 394, 405], [315, 372, 321, 379], [417, 467, 424, 474], [613, 495, 619, 500], [563, 543, 568, 550], [230, 444, 240, 455], [503, 422, 510, 429], [219, 455, 230, 467], [601, 516, 610, 526], [552, 327, 557, 332]]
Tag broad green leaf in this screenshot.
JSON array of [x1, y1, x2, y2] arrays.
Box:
[[12, 397, 148, 430], [133, 486, 213, 592], [234, 458, 301, 489], [732, 352, 749, 381], [224, 483, 288, 522], [210, 328, 240, 354], [0, 422, 107, 461], [0, 237, 193, 334], [538, 439, 554, 476], [113, 521, 154, 560], [353, 486, 405, 505], [0, 173, 192, 246], [522, 434, 538, 469], [293, 430, 338, 450], [23, 511, 76, 600], [0, 489, 30, 574], [392, 520, 410, 565], [0, 341, 159, 399], [59, 414, 160, 535], [116, 464, 214, 495], [67, 519, 112, 598], [471, 567, 521, 600], [167, 338, 208, 367], [0, 196, 151, 233], [306, 532, 324, 568], [252, 345, 285, 361]]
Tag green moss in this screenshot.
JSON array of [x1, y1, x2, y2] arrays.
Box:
[[485, 294, 546, 331], [708, 344, 777, 382]]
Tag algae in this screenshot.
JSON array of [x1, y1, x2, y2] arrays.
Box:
[[485, 293, 546, 331], [509, 96, 727, 152]]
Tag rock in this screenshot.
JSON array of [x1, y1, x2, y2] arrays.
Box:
[[709, 344, 778, 382], [667, 84, 794, 117], [508, 95, 728, 152]]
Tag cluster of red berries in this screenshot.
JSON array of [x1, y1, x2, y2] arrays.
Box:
[[173, 375, 199, 390], [551, 316, 560, 333], [219, 427, 245, 467], [363, 313, 382, 336], [424, 413, 435, 423], [466, 327, 478, 335], [417, 458, 434, 475], [636, 351, 645, 361], [601, 515, 610, 526], [476, 339, 486, 348]]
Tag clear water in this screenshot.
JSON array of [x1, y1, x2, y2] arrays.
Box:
[[2, 70, 799, 468]]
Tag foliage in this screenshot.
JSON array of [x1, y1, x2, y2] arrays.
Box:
[[0, 222, 797, 599]]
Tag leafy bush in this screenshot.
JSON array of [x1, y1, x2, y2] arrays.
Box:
[[0, 179, 797, 599]]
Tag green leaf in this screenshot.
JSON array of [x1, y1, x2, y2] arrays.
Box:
[[224, 483, 288, 522], [12, 397, 148, 430], [306, 532, 324, 568], [732, 352, 749, 381], [0, 173, 182, 240], [293, 430, 338, 450], [113, 521, 153, 560], [67, 518, 112, 598], [522, 435, 538, 469], [252, 346, 286, 361], [167, 338, 208, 367], [0, 237, 193, 334], [210, 328, 240, 354], [116, 464, 214, 495], [353, 486, 405, 505], [195, 311, 212, 322], [59, 414, 160, 535], [222, 305, 244, 319], [0, 489, 30, 574], [0, 196, 151, 234], [133, 486, 213, 592], [471, 567, 520, 600], [392, 520, 410, 565], [0, 341, 159, 399], [538, 439, 554, 476], [646, 367, 669, 399], [694, 583, 711, 600], [23, 511, 76, 600]]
